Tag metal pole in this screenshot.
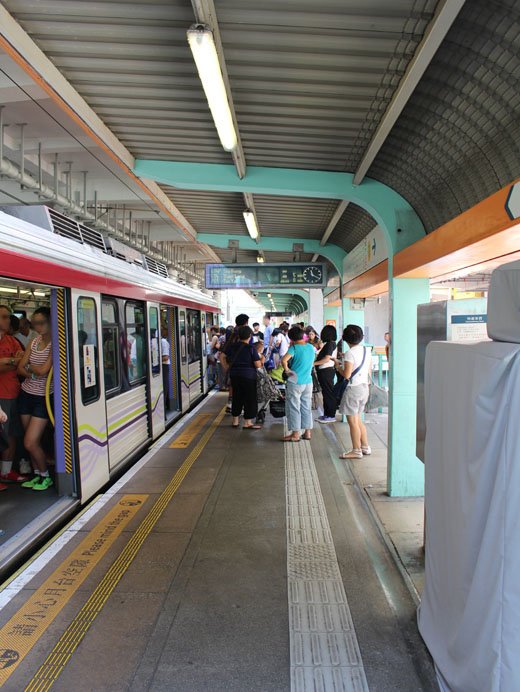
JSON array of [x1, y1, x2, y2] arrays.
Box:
[[18, 123, 27, 185]]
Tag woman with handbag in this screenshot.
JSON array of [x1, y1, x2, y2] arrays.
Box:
[[221, 326, 262, 429], [334, 325, 372, 459]]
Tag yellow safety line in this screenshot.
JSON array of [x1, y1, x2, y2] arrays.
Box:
[[0, 495, 148, 687], [0, 497, 100, 594], [24, 404, 226, 692], [169, 413, 212, 448]]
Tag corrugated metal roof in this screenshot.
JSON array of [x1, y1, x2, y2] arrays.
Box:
[[2, 0, 518, 256]]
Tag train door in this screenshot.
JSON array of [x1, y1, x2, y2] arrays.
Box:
[[178, 309, 190, 411], [201, 310, 208, 394], [147, 302, 165, 438], [187, 309, 202, 404], [71, 290, 110, 501], [161, 305, 180, 418]]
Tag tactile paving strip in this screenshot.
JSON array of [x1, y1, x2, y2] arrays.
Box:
[[285, 437, 369, 692]]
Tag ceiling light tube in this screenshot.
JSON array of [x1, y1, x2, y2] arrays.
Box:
[[256, 254, 264, 263], [187, 24, 237, 152], [242, 209, 258, 240]]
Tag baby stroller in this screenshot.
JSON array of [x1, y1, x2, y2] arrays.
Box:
[[256, 367, 282, 424], [267, 371, 286, 420]]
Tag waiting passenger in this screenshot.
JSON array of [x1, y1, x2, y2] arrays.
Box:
[[15, 317, 38, 349], [334, 325, 372, 460], [281, 325, 315, 442], [17, 307, 54, 491], [161, 327, 170, 412], [0, 306, 26, 487], [305, 326, 322, 352], [314, 324, 338, 423], [221, 325, 262, 429]]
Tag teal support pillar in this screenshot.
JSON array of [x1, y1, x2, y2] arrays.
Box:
[[323, 304, 339, 327], [387, 278, 430, 497], [342, 298, 364, 332]]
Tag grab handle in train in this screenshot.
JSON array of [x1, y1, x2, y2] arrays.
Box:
[[45, 366, 55, 427]]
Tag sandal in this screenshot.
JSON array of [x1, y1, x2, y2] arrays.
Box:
[[339, 449, 363, 459], [243, 425, 262, 430], [281, 435, 300, 442], [361, 446, 372, 455], [302, 433, 311, 440]]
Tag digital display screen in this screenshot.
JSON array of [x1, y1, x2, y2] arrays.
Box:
[[205, 263, 326, 289]]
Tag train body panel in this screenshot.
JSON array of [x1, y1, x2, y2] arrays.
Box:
[[0, 208, 219, 575]]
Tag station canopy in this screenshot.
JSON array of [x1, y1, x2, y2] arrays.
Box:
[[0, 0, 517, 298]]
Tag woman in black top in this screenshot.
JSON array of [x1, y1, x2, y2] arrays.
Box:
[[314, 324, 338, 423], [221, 326, 262, 429]]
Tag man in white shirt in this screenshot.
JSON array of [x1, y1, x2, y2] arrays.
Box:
[[161, 327, 170, 414], [15, 317, 38, 349]]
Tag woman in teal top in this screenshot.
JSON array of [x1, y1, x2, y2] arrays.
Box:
[[281, 326, 316, 441]]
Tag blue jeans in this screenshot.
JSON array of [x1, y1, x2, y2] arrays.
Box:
[[286, 382, 313, 433]]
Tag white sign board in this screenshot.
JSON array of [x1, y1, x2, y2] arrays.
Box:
[[451, 314, 488, 342], [343, 225, 388, 283]]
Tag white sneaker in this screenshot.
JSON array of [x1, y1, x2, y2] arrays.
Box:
[[19, 459, 32, 474]]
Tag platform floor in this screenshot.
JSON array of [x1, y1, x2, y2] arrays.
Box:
[[0, 392, 438, 691]]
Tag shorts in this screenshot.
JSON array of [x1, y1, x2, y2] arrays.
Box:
[[0, 397, 23, 437], [18, 390, 51, 420], [339, 384, 369, 416]]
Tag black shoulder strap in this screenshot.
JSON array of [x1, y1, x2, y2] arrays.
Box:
[[350, 347, 366, 381]]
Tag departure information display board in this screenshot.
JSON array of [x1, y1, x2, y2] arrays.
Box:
[[205, 263, 327, 289]]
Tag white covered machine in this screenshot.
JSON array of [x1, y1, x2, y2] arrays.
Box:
[[418, 259, 520, 692]]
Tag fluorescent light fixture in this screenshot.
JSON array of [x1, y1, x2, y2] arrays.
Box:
[[267, 293, 272, 298], [0, 287, 17, 293], [242, 209, 258, 240], [256, 254, 264, 263], [187, 24, 237, 152]]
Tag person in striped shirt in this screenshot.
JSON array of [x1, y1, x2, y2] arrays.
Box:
[[17, 307, 54, 491]]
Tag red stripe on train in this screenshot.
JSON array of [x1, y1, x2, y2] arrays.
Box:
[[0, 247, 219, 312]]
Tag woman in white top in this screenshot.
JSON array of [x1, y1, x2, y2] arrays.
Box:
[[334, 324, 372, 459], [16, 306, 54, 490]]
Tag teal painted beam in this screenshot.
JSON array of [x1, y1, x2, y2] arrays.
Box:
[[134, 160, 425, 253], [197, 233, 345, 275]]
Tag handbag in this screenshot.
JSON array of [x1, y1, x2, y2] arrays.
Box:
[[256, 367, 279, 402], [365, 380, 388, 411]]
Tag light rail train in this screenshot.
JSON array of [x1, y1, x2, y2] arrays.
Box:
[[0, 206, 219, 576]]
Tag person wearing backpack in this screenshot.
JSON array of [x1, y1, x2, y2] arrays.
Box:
[[334, 325, 372, 459]]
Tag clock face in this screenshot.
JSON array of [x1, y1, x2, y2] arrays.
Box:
[[302, 266, 323, 284]]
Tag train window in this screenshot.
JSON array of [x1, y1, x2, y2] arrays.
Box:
[[77, 297, 100, 405], [102, 301, 116, 324], [149, 307, 160, 377], [187, 310, 201, 365], [101, 299, 120, 395], [179, 310, 187, 365], [125, 302, 146, 384]]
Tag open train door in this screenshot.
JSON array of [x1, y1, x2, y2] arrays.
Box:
[[147, 302, 165, 438], [70, 289, 110, 501]]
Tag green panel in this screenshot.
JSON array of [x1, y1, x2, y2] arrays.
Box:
[[198, 234, 345, 275], [387, 278, 430, 497], [134, 161, 425, 254]]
